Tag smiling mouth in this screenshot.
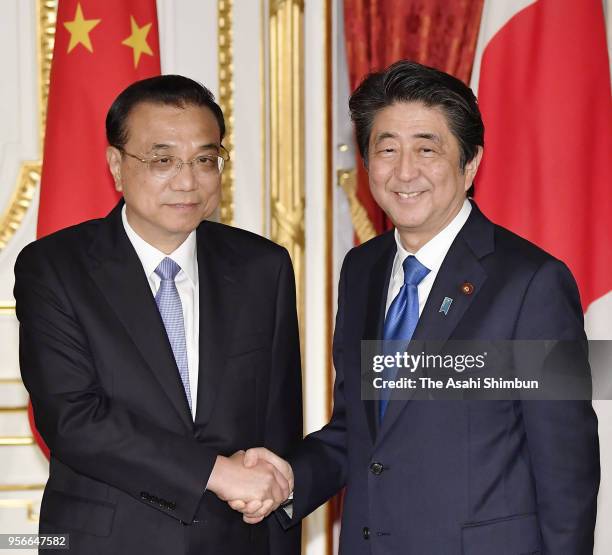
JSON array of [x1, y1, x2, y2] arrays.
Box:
[[394, 191, 425, 199], [168, 202, 199, 208]]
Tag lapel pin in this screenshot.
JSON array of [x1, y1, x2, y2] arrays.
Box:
[[460, 282, 474, 295], [439, 297, 453, 315]]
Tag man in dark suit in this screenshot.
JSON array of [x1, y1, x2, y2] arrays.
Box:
[[239, 61, 600, 554], [14, 75, 302, 554]]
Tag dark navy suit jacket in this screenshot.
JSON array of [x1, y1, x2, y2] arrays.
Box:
[[285, 202, 599, 555], [15, 201, 302, 555]]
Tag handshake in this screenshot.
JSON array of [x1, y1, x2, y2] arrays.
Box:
[[207, 448, 293, 524]]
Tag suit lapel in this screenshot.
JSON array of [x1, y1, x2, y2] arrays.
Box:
[[375, 203, 494, 446], [193, 223, 240, 428], [362, 235, 396, 442], [87, 201, 194, 431], [412, 237, 488, 343]]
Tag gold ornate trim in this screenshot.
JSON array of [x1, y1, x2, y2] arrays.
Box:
[[0, 484, 45, 492], [218, 0, 235, 225], [0, 436, 35, 446], [0, 406, 28, 413], [270, 0, 305, 13], [338, 169, 376, 244], [269, 0, 305, 330], [38, 0, 57, 151], [0, 163, 41, 251], [0, 378, 22, 385], [0, 0, 57, 252], [0, 303, 16, 315]]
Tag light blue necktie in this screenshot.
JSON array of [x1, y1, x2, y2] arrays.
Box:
[[155, 257, 192, 412], [379, 255, 430, 421]]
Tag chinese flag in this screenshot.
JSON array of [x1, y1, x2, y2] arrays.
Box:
[[32, 0, 161, 457], [38, 0, 161, 238], [471, 1, 612, 551]]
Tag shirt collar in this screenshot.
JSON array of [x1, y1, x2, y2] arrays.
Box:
[[121, 204, 198, 286], [392, 198, 472, 278]]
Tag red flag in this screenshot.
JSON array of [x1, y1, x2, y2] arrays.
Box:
[[472, 0, 612, 318], [38, 0, 161, 238], [32, 0, 161, 458], [471, 2, 612, 551]]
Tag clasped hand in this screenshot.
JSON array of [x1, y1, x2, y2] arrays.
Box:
[[207, 448, 293, 523]]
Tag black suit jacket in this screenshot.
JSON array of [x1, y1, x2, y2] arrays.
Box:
[[14, 201, 302, 554], [285, 202, 599, 555]]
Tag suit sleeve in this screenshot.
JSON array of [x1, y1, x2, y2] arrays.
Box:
[[515, 258, 600, 554], [14, 243, 218, 524], [265, 249, 303, 553], [278, 251, 352, 528]]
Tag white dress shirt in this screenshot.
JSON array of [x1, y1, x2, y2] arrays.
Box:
[[385, 199, 472, 317], [121, 205, 199, 418]]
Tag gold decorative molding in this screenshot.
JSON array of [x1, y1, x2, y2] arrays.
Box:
[[38, 0, 58, 152], [0, 303, 16, 315], [0, 378, 23, 385], [0, 436, 35, 446], [218, 0, 235, 225], [338, 169, 376, 244], [0, 484, 45, 492], [0, 163, 41, 251], [270, 0, 305, 11], [0, 499, 40, 522], [269, 0, 305, 329], [0, 0, 57, 252], [0, 406, 28, 413]]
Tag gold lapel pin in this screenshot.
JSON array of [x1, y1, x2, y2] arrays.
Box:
[[460, 282, 474, 295]]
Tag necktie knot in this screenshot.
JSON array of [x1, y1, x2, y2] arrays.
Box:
[[155, 257, 181, 281], [402, 255, 429, 286]]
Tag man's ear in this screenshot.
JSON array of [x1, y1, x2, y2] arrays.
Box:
[[464, 146, 483, 192], [106, 146, 123, 191]]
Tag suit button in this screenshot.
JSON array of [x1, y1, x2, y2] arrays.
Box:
[[362, 527, 370, 540], [140, 492, 149, 501], [370, 462, 384, 475]]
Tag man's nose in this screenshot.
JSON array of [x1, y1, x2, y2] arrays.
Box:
[[395, 151, 419, 181], [171, 162, 198, 190]]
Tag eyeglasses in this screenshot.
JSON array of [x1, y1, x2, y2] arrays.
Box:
[[119, 146, 229, 180]]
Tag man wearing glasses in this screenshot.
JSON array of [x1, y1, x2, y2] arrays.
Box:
[[14, 75, 302, 554]]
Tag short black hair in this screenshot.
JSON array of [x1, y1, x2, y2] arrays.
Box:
[[106, 74, 225, 149], [349, 60, 484, 175]]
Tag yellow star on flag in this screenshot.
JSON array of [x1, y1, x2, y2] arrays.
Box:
[[121, 16, 154, 68], [64, 3, 101, 53]]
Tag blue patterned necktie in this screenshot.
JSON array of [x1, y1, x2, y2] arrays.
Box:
[[154, 257, 192, 412], [379, 255, 430, 421]]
